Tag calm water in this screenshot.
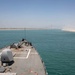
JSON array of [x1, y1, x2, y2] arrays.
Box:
[[0, 30, 75, 75]]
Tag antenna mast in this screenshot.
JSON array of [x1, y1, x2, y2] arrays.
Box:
[[24, 28, 26, 39]]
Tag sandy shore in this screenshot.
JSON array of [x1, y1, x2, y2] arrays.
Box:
[[62, 29, 75, 32]]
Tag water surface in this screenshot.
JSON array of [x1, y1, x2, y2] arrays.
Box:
[[0, 30, 75, 75]]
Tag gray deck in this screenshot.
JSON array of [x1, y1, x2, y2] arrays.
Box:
[[0, 43, 47, 75]]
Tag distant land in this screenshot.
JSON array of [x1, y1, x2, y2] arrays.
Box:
[[0, 28, 50, 30], [62, 28, 75, 32]]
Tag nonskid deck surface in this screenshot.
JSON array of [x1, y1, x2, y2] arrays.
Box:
[[0, 41, 46, 75]]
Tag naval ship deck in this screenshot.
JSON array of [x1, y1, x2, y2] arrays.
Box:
[[0, 40, 47, 75]]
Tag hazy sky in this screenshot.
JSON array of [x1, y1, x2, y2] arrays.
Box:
[[0, 0, 75, 29]]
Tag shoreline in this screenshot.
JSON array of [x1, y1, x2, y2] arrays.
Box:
[[0, 28, 50, 30], [62, 29, 75, 32]]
